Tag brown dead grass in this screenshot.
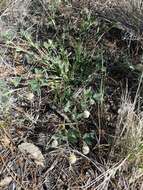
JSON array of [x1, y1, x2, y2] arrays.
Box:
[[0, 0, 143, 189]]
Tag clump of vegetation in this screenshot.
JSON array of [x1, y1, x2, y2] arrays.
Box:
[[0, 0, 143, 189]]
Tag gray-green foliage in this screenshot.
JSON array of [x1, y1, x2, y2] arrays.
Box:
[[0, 80, 13, 115]]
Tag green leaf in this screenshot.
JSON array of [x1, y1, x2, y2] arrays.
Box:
[[67, 128, 80, 144], [93, 92, 103, 102], [64, 101, 71, 112], [12, 77, 22, 87], [29, 80, 40, 94], [83, 131, 95, 145]]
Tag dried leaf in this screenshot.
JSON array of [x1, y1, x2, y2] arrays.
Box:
[[26, 92, 34, 101], [0, 177, 12, 188], [2, 135, 11, 147], [18, 142, 45, 167]]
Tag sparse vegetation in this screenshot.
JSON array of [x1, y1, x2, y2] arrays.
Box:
[[0, 0, 143, 189]]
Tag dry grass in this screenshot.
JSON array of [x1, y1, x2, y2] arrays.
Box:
[[88, 0, 143, 39], [79, 85, 143, 189], [1, 89, 143, 189], [0, 0, 143, 189]]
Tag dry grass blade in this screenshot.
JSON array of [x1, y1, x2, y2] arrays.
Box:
[[1, 0, 143, 189], [90, 0, 143, 38]]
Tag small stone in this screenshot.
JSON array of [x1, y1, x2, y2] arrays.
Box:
[[69, 153, 77, 164], [82, 144, 90, 155], [83, 110, 90, 119], [134, 64, 143, 72], [51, 139, 58, 148]]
